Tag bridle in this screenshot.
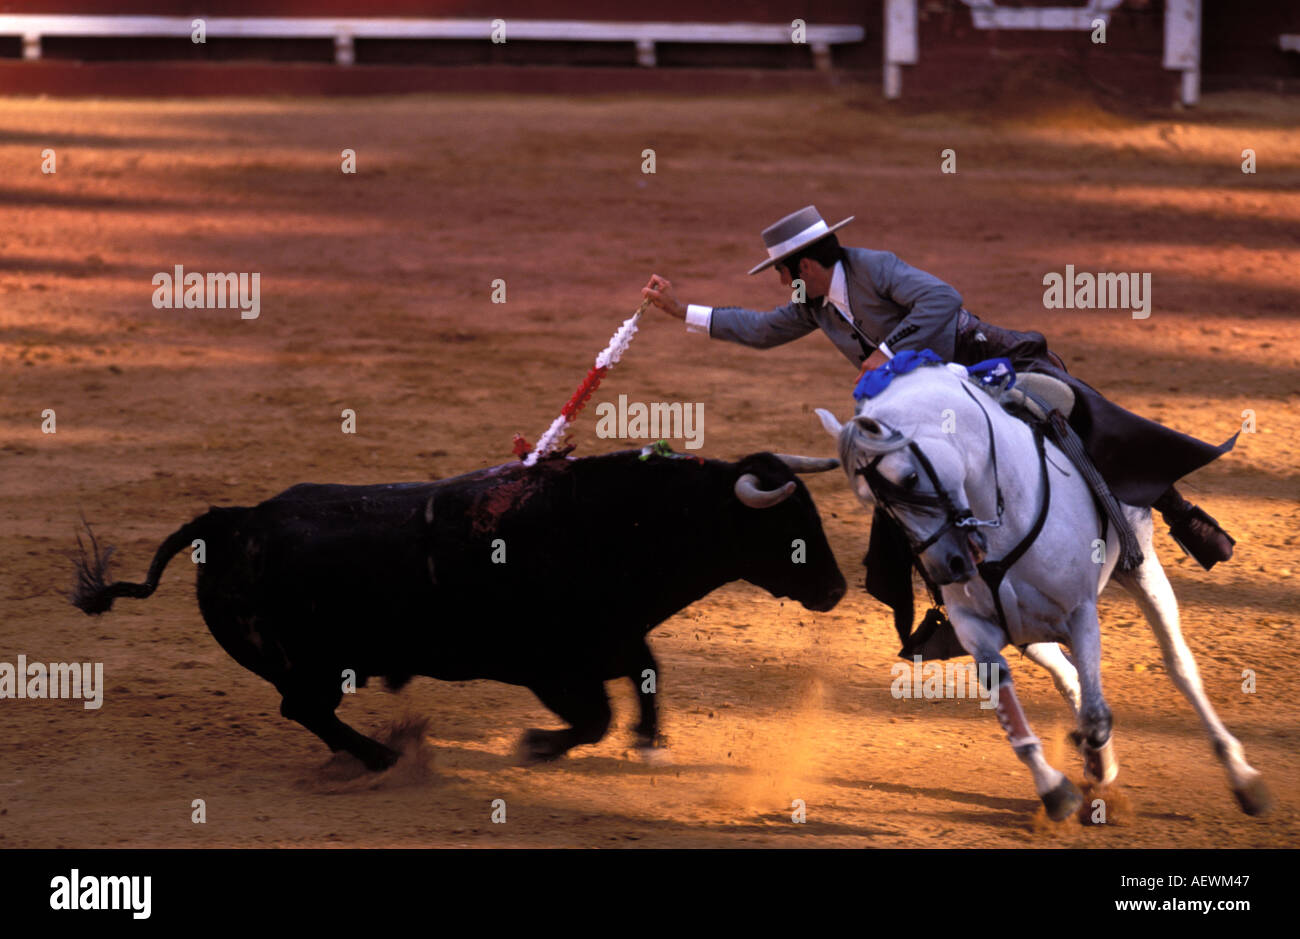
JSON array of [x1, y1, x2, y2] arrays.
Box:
[[856, 383, 1007, 554], [854, 382, 1052, 633]]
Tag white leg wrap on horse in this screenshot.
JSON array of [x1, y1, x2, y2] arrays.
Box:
[[1083, 737, 1119, 785]]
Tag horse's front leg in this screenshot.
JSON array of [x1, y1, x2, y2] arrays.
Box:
[[952, 612, 1082, 821], [1066, 601, 1119, 785]]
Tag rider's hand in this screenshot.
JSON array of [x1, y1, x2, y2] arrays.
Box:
[[856, 347, 891, 379], [642, 274, 687, 320]]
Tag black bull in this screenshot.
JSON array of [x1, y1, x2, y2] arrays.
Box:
[[72, 450, 846, 770]]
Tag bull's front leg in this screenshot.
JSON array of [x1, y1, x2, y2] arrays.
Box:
[[626, 636, 669, 756], [518, 679, 612, 763], [954, 613, 1082, 821]]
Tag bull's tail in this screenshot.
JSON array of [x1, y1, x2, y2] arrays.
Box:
[[71, 514, 208, 615]]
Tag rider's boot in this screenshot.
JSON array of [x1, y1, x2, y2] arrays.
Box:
[[1153, 487, 1235, 571]]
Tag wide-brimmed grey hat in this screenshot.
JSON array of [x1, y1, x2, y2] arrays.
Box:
[[747, 205, 854, 275]]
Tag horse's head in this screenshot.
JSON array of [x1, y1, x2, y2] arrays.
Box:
[[817, 377, 988, 586]]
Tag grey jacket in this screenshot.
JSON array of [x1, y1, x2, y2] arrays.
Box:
[[709, 247, 965, 366]]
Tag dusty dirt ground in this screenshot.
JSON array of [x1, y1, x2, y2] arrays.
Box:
[[1, 89, 1298, 848]]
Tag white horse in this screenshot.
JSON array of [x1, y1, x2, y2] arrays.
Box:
[[817, 363, 1271, 820]]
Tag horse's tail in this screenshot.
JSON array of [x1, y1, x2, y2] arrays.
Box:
[[71, 514, 209, 615]]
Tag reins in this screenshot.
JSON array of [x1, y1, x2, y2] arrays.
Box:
[[856, 379, 1053, 636]]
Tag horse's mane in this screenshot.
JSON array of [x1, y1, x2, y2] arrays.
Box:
[[841, 364, 1019, 469], [855, 364, 967, 434]]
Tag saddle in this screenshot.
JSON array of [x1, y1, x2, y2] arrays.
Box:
[[1006, 372, 1075, 420], [996, 371, 1142, 572]]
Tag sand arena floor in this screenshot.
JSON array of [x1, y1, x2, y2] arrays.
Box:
[[1, 89, 1297, 847]]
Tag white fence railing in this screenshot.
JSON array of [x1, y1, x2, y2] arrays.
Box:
[[0, 15, 866, 69]]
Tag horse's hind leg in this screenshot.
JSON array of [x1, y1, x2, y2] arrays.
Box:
[[1066, 602, 1119, 785], [959, 619, 1081, 821], [1115, 552, 1272, 816], [1023, 642, 1081, 718]]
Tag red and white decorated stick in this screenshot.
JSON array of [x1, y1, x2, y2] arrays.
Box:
[[520, 293, 654, 466]]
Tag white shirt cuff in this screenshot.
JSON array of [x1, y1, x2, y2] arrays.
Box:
[[684, 304, 712, 335], [877, 340, 894, 359]]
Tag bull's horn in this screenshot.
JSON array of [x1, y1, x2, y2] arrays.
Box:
[[734, 474, 796, 509], [774, 454, 840, 473]]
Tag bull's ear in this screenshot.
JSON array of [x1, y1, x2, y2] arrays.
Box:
[[814, 408, 842, 437]]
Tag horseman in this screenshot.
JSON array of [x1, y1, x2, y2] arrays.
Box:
[[642, 206, 1237, 633]]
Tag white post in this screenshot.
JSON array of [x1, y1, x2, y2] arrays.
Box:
[[21, 31, 40, 61], [635, 37, 655, 67], [334, 32, 355, 66], [884, 0, 918, 100], [811, 41, 832, 71], [1163, 0, 1201, 106]]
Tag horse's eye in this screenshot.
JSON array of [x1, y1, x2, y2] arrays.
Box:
[[903, 472, 919, 490]]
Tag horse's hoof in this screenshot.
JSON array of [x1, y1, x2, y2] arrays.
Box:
[[1042, 777, 1083, 821], [1232, 776, 1273, 817]]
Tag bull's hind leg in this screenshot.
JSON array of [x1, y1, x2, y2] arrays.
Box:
[[197, 606, 399, 771], [278, 673, 400, 772], [1115, 548, 1272, 816], [956, 617, 1081, 821], [518, 680, 612, 763]]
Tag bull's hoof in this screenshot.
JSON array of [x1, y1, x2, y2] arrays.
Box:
[[516, 728, 566, 764], [1232, 776, 1273, 817], [361, 744, 402, 773], [634, 735, 673, 765], [1041, 777, 1083, 822]]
